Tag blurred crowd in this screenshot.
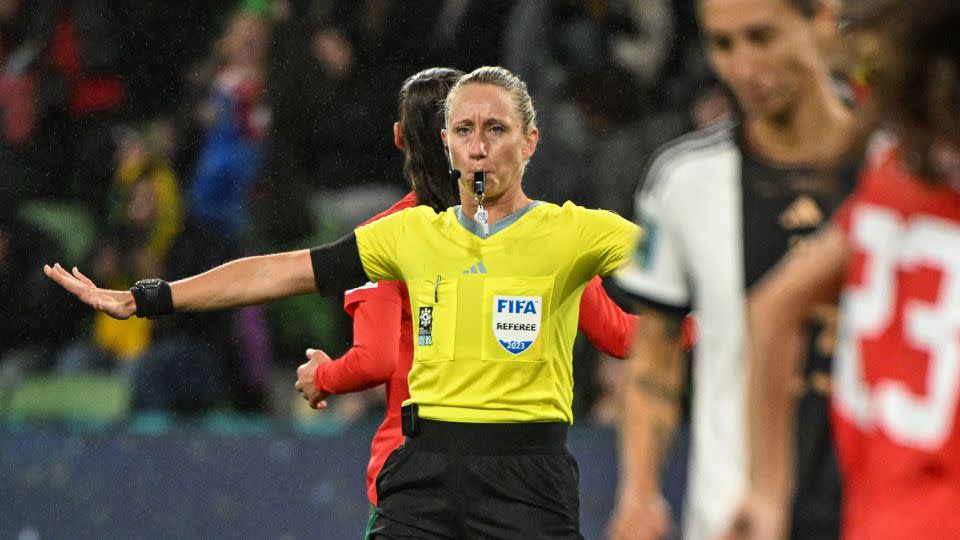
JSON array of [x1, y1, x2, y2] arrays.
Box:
[[0, 0, 729, 423]]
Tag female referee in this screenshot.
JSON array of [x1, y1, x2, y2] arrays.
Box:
[[44, 66, 644, 539], [301, 67, 643, 539]]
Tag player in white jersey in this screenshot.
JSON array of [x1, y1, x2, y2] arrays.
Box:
[[724, 1, 960, 538], [607, 0, 859, 539]]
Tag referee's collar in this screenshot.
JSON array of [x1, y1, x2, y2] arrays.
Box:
[[454, 201, 542, 239]]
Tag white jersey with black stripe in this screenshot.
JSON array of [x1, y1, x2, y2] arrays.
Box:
[[617, 119, 748, 540]]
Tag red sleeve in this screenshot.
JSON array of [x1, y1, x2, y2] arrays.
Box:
[[680, 316, 697, 350], [314, 281, 404, 394], [578, 276, 638, 359], [577, 277, 698, 357]]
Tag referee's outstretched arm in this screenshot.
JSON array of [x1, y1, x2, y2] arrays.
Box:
[[42, 231, 367, 320]]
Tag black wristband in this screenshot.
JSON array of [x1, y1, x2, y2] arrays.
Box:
[[130, 278, 174, 318]]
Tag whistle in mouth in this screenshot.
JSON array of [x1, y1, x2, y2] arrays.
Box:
[[473, 171, 485, 195]]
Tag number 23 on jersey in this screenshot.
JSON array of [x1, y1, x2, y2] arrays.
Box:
[[836, 204, 960, 450]]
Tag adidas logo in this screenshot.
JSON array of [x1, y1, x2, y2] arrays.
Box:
[[463, 261, 488, 274], [779, 195, 824, 230]]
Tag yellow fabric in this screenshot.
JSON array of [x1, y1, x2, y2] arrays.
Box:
[[93, 311, 152, 360], [92, 153, 182, 359], [115, 154, 183, 259], [355, 201, 640, 424]]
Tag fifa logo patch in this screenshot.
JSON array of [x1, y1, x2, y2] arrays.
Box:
[[418, 307, 433, 346], [492, 296, 542, 355]]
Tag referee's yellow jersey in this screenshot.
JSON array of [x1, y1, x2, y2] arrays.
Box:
[[355, 201, 640, 424]]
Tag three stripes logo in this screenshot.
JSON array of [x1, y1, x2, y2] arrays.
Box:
[[462, 261, 488, 275]]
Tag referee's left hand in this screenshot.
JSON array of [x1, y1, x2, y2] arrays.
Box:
[[295, 348, 331, 410]]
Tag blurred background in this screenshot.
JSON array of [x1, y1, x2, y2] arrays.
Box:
[[0, 0, 732, 537]]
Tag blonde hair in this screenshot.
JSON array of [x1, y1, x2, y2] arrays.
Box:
[[444, 66, 537, 134]]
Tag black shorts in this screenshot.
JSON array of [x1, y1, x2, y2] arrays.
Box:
[[369, 419, 583, 540]]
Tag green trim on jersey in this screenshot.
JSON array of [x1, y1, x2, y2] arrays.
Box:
[[364, 504, 377, 540]]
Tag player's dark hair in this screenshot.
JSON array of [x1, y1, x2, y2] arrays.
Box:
[[398, 67, 465, 212], [697, 0, 818, 17], [847, 0, 960, 182], [788, 0, 817, 17]]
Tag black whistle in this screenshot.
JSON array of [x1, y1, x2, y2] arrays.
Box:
[[473, 171, 485, 195]]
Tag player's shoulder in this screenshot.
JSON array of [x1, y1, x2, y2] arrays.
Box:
[[854, 134, 918, 203], [358, 192, 418, 227], [360, 203, 444, 232], [844, 133, 960, 226], [641, 118, 739, 195], [344, 280, 404, 312]]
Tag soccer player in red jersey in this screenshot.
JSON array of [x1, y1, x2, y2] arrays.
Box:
[[295, 67, 644, 535], [723, 1, 960, 538]]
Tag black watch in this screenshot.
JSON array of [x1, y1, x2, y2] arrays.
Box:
[[130, 278, 174, 318]]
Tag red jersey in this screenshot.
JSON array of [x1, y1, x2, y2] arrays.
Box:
[[833, 146, 960, 539], [314, 193, 639, 504]]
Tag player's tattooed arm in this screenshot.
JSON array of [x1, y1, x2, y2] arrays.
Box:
[[616, 306, 687, 491], [644, 307, 685, 341], [609, 306, 686, 540], [633, 375, 682, 403], [631, 306, 686, 463], [633, 305, 685, 397]]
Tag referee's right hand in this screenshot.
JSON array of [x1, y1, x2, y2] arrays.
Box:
[[44, 263, 137, 320]]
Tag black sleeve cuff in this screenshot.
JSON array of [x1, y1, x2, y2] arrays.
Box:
[[309, 232, 369, 295], [608, 279, 690, 319]]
